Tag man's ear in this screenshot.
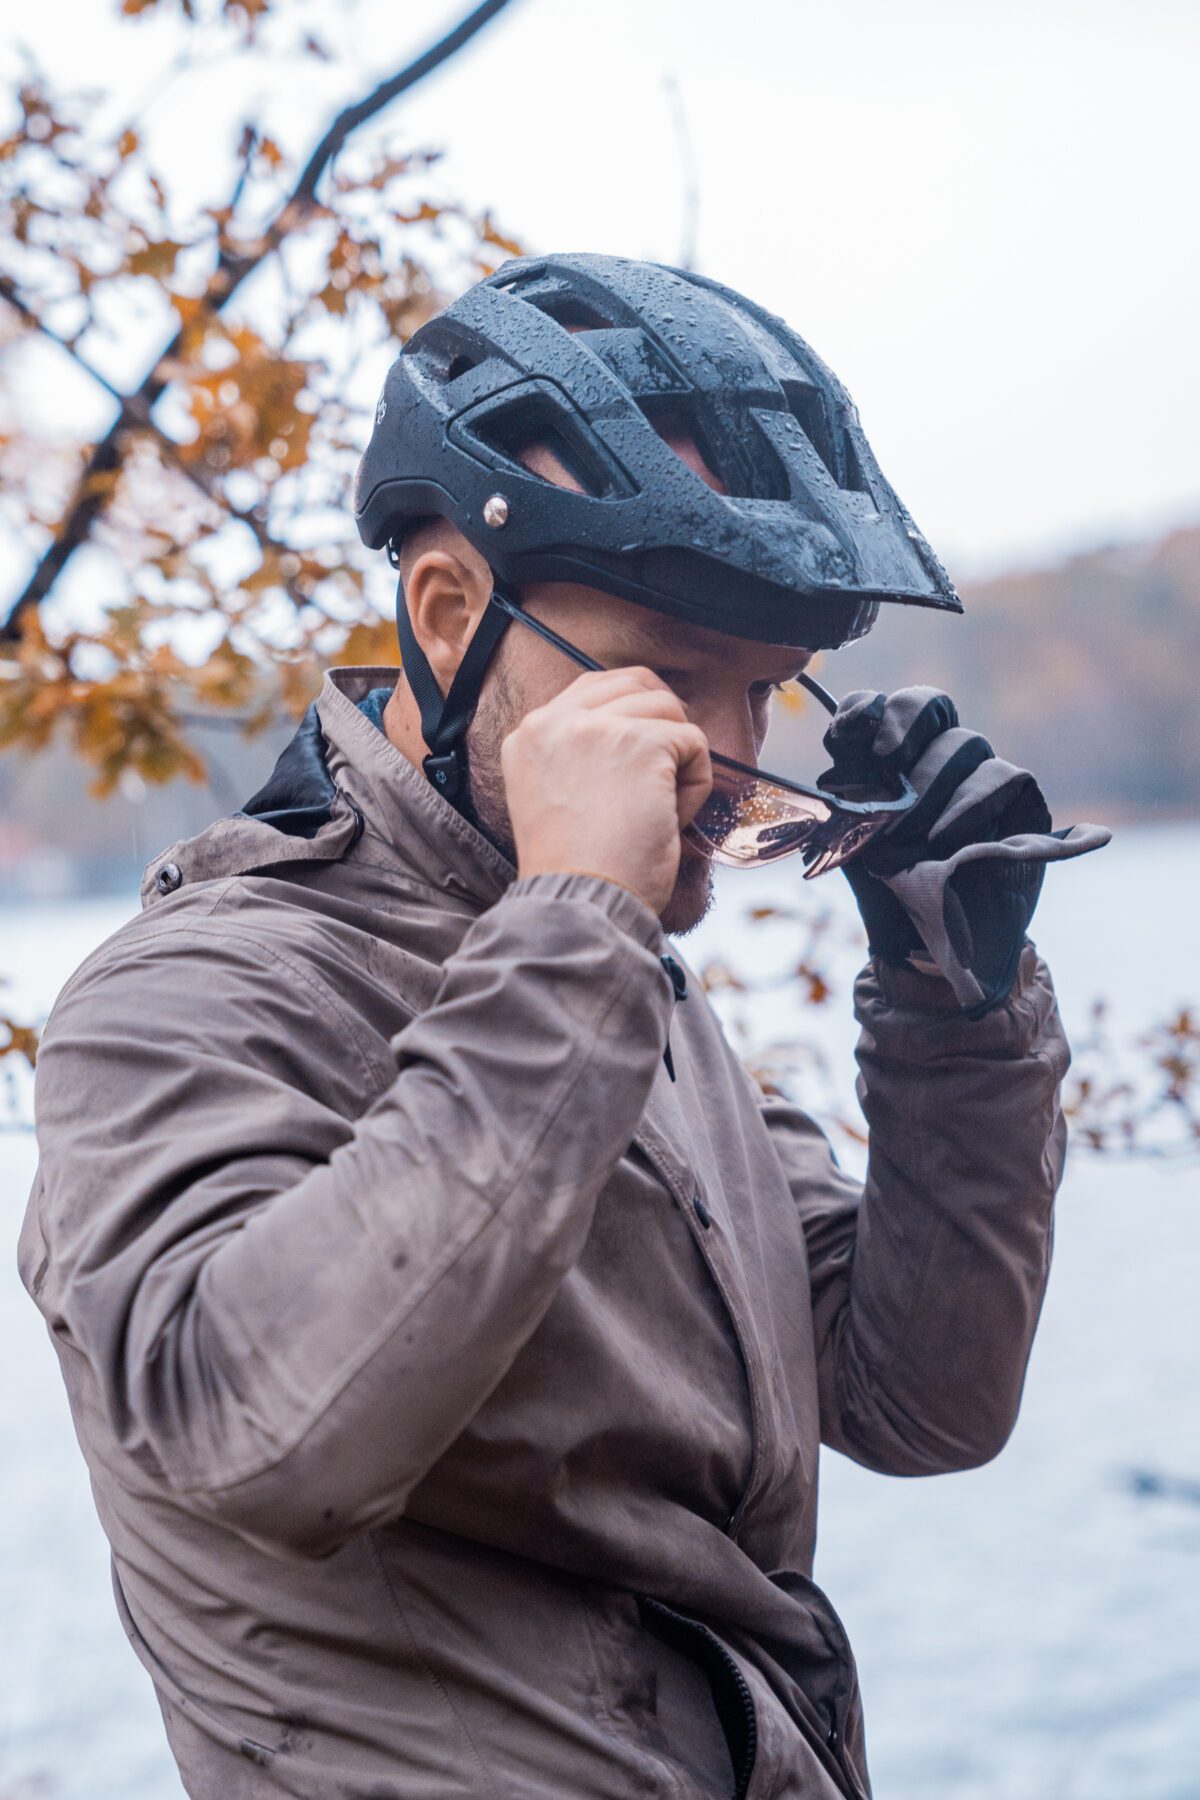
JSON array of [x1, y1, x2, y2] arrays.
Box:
[[402, 541, 493, 695]]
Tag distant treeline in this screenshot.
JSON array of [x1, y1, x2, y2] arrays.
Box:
[[776, 521, 1200, 822]]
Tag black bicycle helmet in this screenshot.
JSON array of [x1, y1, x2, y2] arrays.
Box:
[[354, 252, 961, 809]]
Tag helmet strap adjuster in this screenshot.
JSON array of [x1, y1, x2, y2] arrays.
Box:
[[422, 742, 469, 800]]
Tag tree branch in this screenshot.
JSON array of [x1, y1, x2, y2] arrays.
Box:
[[0, 0, 519, 642], [292, 0, 518, 205], [148, 423, 315, 612], [0, 275, 125, 402]]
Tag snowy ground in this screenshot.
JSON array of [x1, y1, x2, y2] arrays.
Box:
[[2, 826, 1197, 1799]]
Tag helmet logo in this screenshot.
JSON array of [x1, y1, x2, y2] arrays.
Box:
[[483, 494, 510, 528], [375, 392, 387, 426]]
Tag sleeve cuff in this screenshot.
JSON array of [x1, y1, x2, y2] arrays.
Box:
[[856, 940, 1059, 1060], [499, 870, 667, 954]]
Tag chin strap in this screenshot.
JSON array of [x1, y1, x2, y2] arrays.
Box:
[[390, 547, 514, 810]]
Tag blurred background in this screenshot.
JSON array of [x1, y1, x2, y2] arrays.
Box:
[[1, 2, 1197, 1796]]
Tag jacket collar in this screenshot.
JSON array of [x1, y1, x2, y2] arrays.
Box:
[[141, 667, 515, 912], [317, 667, 514, 910]]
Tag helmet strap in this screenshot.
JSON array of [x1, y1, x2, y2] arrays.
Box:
[[392, 563, 513, 813]]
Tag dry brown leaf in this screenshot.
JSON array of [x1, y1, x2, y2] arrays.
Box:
[[332, 619, 402, 668], [127, 238, 187, 280]]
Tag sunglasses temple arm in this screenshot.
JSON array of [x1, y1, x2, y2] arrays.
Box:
[[488, 587, 608, 674], [796, 670, 838, 715]]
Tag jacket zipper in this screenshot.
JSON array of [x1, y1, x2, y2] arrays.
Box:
[[638, 970, 863, 1798], [639, 1595, 758, 1800], [660, 952, 687, 1082]]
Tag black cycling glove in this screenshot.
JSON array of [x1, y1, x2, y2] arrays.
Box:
[[822, 687, 1111, 1017]]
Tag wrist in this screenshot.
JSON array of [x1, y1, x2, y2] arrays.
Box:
[[905, 952, 944, 978]]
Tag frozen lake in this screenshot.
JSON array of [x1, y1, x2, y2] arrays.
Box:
[[2, 823, 1198, 1798]]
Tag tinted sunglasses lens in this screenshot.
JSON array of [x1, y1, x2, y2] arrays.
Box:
[[685, 769, 892, 872]]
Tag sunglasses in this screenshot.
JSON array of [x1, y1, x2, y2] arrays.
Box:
[[486, 589, 917, 876]]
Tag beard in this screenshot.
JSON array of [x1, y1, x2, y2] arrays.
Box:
[[659, 841, 716, 937], [464, 672, 716, 939], [462, 668, 520, 865]]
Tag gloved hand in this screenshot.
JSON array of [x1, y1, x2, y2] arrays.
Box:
[[821, 687, 1111, 1017]]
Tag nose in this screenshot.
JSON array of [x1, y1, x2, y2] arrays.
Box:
[[687, 689, 764, 769]]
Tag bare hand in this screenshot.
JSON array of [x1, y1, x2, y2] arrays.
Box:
[[501, 667, 713, 916]]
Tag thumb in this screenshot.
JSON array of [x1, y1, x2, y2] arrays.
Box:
[[1045, 823, 1113, 859]]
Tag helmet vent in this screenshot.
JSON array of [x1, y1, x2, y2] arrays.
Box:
[[781, 380, 869, 495], [635, 399, 726, 493], [523, 293, 614, 332], [634, 397, 793, 501], [781, 381, 836, 482], [465, 389, 627, 499], [839, 437, 870, 495]]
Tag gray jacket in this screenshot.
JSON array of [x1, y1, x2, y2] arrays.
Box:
[[19, 668, 1070, 1799]]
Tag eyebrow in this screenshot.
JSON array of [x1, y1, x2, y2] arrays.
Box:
[[582, 611, 810, 682], [638, 643, 811, 682]]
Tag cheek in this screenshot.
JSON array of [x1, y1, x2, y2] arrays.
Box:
[[694, 693, 771, 762], [505, 635, 580, 718], [479, 636, 542, 734]]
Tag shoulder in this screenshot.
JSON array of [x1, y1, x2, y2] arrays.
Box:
[[41, 878, 395, 1098]]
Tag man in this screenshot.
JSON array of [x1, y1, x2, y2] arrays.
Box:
[[20, 254, 1107, 1798]]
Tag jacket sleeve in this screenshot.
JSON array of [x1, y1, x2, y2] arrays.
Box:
[[25, 872, 674, 1557], [759, 941, 1070, 1475]]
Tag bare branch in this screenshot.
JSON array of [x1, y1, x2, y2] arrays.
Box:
[[0, 0, 520, 642], [0, 275, 125, 402], [147, 422, 314, 611], [292, 0, 519, 205]]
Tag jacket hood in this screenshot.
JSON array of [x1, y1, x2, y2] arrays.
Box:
[[140, 668, 516, 913]]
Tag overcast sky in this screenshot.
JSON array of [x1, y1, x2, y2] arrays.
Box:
[[5, 0, 1198, 577]]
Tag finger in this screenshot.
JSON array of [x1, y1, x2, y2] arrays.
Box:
[[1049, 823, 1112, 857], [533, 677, 689, 731], [597, 687, 691, 724], [929, 756, 1050, 852], [931, 824, 1111, 877], [653, 721, 713, 828], [871, 688, 960, 768], [825, 688, 885, 740], [824, 687, 960, 780], [864, 730, 995, 876], [821, 691, 885, 779], [552, 665, 675, 710], [892, 728, 995, 845]]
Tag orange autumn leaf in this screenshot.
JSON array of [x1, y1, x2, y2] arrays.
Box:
[[0, 1016, 40, 1068], [332, 618, 402, 668], [127, 237, 188, 280]]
